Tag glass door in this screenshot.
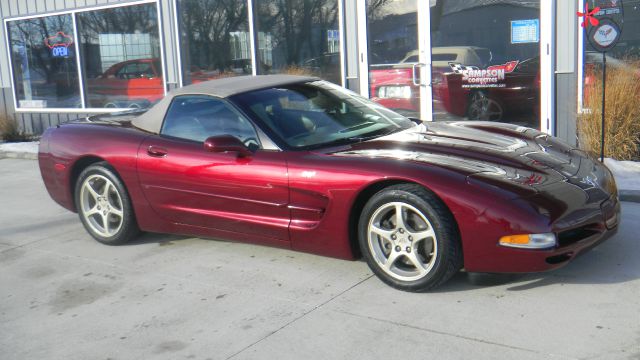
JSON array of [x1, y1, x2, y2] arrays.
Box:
[[357, 0, 549, 130], [429, 0, 542, 129], [358, 0, 432, 120]]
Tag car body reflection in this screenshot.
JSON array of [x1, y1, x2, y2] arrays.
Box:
[[87, 58, 164, 109]]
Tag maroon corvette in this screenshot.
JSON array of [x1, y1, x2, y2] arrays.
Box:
[[38, 75, 620, 291]]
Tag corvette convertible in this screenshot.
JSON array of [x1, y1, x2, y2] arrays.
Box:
[[39, 75, 620, 291]]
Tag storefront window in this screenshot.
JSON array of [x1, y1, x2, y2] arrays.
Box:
[[431, 0, 541, 128], [76, 3, 163, 109], [254, 0, 341, 85], [7, 15, 81, 109], [177, 0, 251, 85]]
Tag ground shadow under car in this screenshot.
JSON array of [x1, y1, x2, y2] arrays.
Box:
[[119, 202, 639, 293]]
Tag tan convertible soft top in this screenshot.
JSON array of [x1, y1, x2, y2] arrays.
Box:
[[132, 74, 318, 134]]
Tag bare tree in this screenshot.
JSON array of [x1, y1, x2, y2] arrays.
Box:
[[180, 0, 248, 72], [257, 0, 339, 66]]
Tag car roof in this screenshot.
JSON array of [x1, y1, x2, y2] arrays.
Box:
[[132, 75, 318, 134], [431, 46, 487, 54]]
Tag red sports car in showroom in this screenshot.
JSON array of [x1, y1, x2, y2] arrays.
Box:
[[39, 75, 620, 291], [86, 58, 165, 109], [370, 48, 539, 122]]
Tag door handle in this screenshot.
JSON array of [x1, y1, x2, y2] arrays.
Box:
[[412, 63, 431, 87], [147, 145, 168, 157]]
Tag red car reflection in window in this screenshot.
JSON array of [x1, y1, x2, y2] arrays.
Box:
[[370, 49, 540, 126], [87, 58, 164, 109]]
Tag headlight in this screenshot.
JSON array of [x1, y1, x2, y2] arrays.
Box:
[[498, 233, 557, 249], [378, 85, 412, 99]]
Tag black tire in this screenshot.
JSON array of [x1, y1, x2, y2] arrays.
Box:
[[466, 91, 504, 121], [358, 184, 462, 292], [74, 162, 139, 245]]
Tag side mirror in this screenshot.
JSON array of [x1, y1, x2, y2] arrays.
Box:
[[203, 135, 252, 157]]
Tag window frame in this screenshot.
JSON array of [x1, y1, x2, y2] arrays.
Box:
[[3, 0, 166, 113], [159, 94, 263, 147]]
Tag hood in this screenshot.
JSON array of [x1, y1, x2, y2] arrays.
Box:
[[327, 121, 586, 195]]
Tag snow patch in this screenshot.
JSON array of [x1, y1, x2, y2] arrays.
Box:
[[605, 158, 640, 191], [0, 141, 39, 154]]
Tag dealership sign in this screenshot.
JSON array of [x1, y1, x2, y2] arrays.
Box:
[[595, 0, 622, 16], [44, 32, 74, 58], [449, 61, 519, 88]]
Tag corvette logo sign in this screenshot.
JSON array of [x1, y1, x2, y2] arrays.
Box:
[[587, 18, 622, 52], [449, 61, 519, 88], [594, 25, 617, 47], [44, 32, 74, 57]]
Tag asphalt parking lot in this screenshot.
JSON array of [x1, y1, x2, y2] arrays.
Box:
[[1, 158, 639, 360]]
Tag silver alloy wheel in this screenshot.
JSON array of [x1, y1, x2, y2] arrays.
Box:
[[367, 202, 438, 281], [79, 174, 124, 238], [468, 92, 503, 121]]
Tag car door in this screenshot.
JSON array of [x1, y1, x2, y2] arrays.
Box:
[[136, 95, 290, 241]]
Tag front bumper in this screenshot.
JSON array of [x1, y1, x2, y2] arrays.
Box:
[[466, 195, 621, 273]]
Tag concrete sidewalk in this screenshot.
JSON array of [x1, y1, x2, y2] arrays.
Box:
[[1, 158, 639, 360], [0, 141, 38, 160]]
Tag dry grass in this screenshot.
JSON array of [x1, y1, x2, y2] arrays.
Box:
[[0, 114, 34, 142], [0, 113, 17, 139], [579, 62, 640, 160], [282, 65, 315, 77]]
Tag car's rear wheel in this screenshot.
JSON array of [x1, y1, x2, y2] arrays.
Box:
[[359, 184, 462, 291], [75, 163, 139, 245]]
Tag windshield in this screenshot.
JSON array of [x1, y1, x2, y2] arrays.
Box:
[[231, 80, 415, 149]]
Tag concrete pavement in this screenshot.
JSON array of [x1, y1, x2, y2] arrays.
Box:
[[1, 158, 639, 360]]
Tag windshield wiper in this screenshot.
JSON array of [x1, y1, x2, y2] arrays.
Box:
[[347, 127, 398, 143], [303, 126, 401, 151], [339, 121, 376, 133]]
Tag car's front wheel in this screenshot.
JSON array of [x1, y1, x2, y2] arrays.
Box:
[[359, 184, 462, 291], [75, 163, 139, 245]]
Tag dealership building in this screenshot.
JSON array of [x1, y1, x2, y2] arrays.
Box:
[[0, 0, 638, 145]]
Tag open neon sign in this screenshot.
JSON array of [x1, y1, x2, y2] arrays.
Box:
[[44, 31, 74, 58]]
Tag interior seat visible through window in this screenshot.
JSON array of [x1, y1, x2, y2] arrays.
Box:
[[163, 115, 205, 141]]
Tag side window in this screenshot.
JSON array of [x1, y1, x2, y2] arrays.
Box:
[[161, 95, 259, 146], [117, 62, 155, 79]]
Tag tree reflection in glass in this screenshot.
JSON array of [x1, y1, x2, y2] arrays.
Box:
[[254, 0, 341, 84], [178, 0, 252, 85]]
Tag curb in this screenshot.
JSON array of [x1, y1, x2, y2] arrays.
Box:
[[0, 151, 38, 160], [619, 190, 640, 203]]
